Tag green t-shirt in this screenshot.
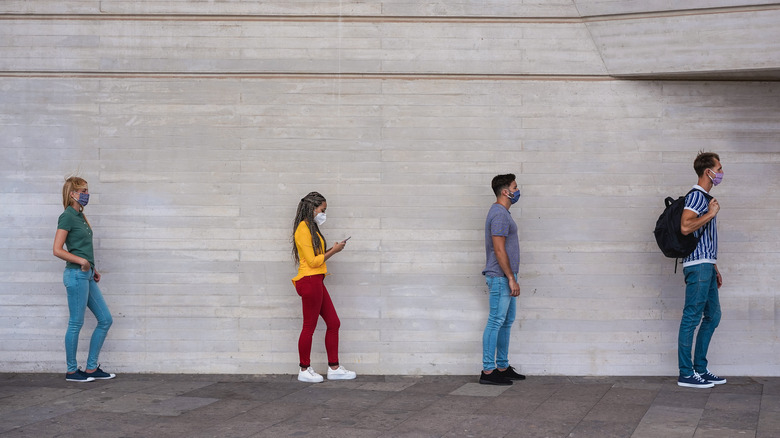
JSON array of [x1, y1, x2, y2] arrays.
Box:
[[57, 206, 94, 270]]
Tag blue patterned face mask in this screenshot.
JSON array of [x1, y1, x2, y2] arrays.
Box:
[[75, 192, 90, 207], [508, 189, 521, 204]]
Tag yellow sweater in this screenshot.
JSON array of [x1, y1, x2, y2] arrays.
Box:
[[292, 221, 327, 284]]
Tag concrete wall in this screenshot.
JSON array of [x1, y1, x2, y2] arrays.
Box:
[[1, 2, 779, 376]]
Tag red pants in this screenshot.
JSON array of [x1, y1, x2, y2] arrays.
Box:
[[295, 274, 340, 368]]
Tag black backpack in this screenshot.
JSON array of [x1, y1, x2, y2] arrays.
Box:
[[654, 189, 712, 267]]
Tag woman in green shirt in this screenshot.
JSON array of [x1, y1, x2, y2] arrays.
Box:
[[53, 177, 115, 382]]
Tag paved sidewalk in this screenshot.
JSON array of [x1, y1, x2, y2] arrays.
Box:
[[0, 373, 777, 437]]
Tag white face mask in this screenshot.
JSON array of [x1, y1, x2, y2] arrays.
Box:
[[314, 212, 326, 226]]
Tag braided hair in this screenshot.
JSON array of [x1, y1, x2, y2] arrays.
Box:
[[292, 191, 327, 264]]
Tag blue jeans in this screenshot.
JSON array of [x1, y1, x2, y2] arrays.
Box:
[[63, 268, 113, 373], [482, 274, 517, 371], [678, 263, 721, 377]]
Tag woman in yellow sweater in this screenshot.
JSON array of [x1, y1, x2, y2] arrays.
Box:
[[292, 192, 356, 383]]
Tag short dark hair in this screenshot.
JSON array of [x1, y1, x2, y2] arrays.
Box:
[[491, 174, 516, 197], [693, 151, 720, 177]]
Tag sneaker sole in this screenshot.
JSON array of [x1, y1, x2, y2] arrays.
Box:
[[89, 375, 116, 380], [297, 376, 323, 383], [709, 379, 727, 385], [327, 374, 356, 380], [677, 382, 714, 388], [65, 377, 95, 382]]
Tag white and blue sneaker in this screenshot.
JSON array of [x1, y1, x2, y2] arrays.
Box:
[[678, 371, 714, 388], [699, 369, 726, 385]]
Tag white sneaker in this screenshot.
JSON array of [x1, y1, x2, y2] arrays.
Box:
[[297, 367, 323, 383], [327, 366, 357, 380]]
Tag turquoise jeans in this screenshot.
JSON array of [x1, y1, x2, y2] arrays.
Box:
[[482, 274, 517, 371], [678, 263, 721, 377], [63, 268, 113, 373]]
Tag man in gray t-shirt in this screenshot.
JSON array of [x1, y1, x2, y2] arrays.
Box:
[[479, 174, 525, 385]]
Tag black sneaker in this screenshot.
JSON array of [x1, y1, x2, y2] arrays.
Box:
[[85, 365, 116, 380], [65, 369, 95, 383], [479, 370, 513, 386], [498, 366, 526, 381]]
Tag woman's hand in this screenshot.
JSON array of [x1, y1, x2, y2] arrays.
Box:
[[324, 240, 347, 261], [80, 258, 91, 272], [93, 269, 101, 283]]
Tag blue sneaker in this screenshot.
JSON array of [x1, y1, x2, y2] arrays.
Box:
[[65, 369, 95, 383], [677, 372, 714, 388], [699, 369, 726, 385], [85, 365, 116, 380]]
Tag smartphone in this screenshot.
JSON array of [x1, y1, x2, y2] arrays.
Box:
[[343, 236, 351, 242]]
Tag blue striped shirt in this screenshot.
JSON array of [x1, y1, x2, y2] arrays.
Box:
[[682, 185, 717, 267]]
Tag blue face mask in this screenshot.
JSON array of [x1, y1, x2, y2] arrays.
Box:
[[75, 193, 90, 207], [508, 189, 521, 204]]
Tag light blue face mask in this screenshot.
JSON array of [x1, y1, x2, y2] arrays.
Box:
[[508, 189, 521, 204]]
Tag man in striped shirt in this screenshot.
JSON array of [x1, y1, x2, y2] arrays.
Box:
[[677, 151, 727, 388]]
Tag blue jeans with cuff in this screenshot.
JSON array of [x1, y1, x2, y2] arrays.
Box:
[[63, 268, 113, 373], [482, 274, 517, 371]]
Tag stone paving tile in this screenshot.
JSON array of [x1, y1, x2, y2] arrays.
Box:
[[757, 406, 780, 438], [478, 395, 541, 418], [0, 411, 152, 438], [504, 417, 579, 438], [175, 398, 266, 422], [530, 399, 596, 422], [0, 386, 81, 414], [442, 413, 526, 438], [371, 391, 443, 413], [358, 381, 420, 392], [402, 380, 473, 395], [389, 411, 465, 436], [324, 385, 395, 409], [651, 386, 711, 409], [252, 423, 384, 438], [416, 393, 492, 415], [87, 392, 173, 414], [137, 395, 220, 416], [568, 419, 637, 438], [347, 406, 417, 431], [631, 405, 703, 438], [598, 386, 660, 406], [548, 382, 613, 403], [448, 382, 511, 397], [227, 401, 304, 426], [582, 402, 649, 424], [760, 394, 780, 412], [698, 407, 759, 431], [496, 381, 561, 404], [705, 391, 762, 411], [276, 384, 348, 405], [181, 381, 301, 401], [0, 404, 76, 434], [693, 427, 756, 438]]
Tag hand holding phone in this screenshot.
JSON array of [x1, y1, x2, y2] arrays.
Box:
[[343, 236, 351, 243]]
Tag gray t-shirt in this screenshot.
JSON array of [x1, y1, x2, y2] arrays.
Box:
[[482, 203, 520, 277]]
